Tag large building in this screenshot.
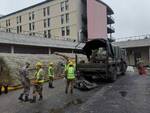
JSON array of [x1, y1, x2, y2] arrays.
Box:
[[0, 0, 114, 42]]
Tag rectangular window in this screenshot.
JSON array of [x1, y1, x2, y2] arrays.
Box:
[[44, 19, 47, 28], [48, 30, 51, 38], [47, 6, 50, 15], [66, 13, 69, 23], [61, 15, 64, 24], [17, 26, 19, 33], [32, 22, 35, 30], [6, 20, 8, 27], [16, 17, 19, 24], [66, 26, 70, 36], [65, 0, 69, 10], [61, 2, 65, 12], [48, 18, 50, 27], [43, 8, 46, 16], [20, 26, 22, 33], [29, 12, 31, 20], [29, 23, 32, 31], [32, 11, 35, 20], [44, 30, 47, 38], [61, 27, 65, 36], [19, 16, 21, 23]]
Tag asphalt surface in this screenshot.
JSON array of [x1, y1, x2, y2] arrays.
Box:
[[0, 78, 101, 113], [78, 72, 150, 113], [0, 72, 149, 113]]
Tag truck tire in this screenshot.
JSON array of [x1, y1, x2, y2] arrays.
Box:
[[121, 63, 127, 75], [108, 67, 117, 83]]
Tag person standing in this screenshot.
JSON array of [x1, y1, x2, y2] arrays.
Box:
[[30, 62, 44, 103], [48, 62, 54, 88], [18, 62, 30, 102], [65, 62, 76, 94]]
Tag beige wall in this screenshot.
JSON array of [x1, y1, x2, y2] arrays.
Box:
[[0, 0, 80, 41]]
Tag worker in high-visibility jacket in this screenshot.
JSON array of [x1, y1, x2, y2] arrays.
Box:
[[48, 62, 54, 88], [30, 62, 44, 103], [65, 62, 76, 94]]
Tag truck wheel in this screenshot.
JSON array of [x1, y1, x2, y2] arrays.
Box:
[[121, 63, 127, 75], [109, 67, 117, 82]]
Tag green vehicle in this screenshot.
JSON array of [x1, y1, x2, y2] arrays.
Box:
[[77, 38, 127, 82]]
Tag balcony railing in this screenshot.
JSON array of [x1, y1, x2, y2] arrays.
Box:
[[107, 15, 115, 24], [107, 26, 115, 33]]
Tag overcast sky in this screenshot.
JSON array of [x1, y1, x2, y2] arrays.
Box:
[[0, 0, 150, 39]]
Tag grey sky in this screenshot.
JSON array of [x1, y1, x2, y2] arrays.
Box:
[[103, 0, 150, 39], [0, 0, 150, 39]]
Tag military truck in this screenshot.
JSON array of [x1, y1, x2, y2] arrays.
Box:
[[76, 38, 127, 82]]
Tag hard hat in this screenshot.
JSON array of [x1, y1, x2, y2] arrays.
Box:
[[49, 62, 53, 65], [69, 62, 74, 66], [36, 62, 42, 67]]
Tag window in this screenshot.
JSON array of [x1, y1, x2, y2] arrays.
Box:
[[65, 0, 69, 10], [61, 2, 65, 12], [61, 27, 65, 36], [44, 19, 47, 28], [19, 16, 22, 23], [43, 8, 46, 16], [66, 26, 70, 36], [29, 12, 35, 20], [16, 17, 19, 24], [29, 23, 32, 31], [66, 13, 69, 23], [61, 15, 64, 24], [48, 18, 50, 27], [29, 12, 31, 20], [17, 26, 19, 33], [32, 22, 35, 30], [44, 30, 47, 38], [47, 6, 50, 16], [16, 16, 21, 24], [6, 19, 10, 27], [48, 30, 51, 38], [20, 26, 22, 33], [32, 12, 35, 20]]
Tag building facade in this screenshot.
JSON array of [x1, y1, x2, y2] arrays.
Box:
[[0, 0, 114, 42], [114, 38, 150, 66]]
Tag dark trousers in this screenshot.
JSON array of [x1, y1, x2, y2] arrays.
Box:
[[33, 84, 43, 97], [48, 76, 54, 87], [65, 79, 75, 94]]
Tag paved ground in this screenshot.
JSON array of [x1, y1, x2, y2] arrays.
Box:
[[78, 72, 150, 113], [0, 78, 101, 113], [0, 72, 150, 113]]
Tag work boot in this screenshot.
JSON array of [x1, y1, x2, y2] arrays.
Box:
[[4, 86, 8, 94], [18, 94, 24, 101], [39, 95, 43, 101], [30, 96, 36, 103], [0, 87, 2, 95], [24, 96, 29, 102], [49, 82, 52, 88]]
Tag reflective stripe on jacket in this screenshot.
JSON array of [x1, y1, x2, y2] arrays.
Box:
[[67, 67, 75, 80], [48, 66, 54, 77], [35, 68, 44, 83]]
